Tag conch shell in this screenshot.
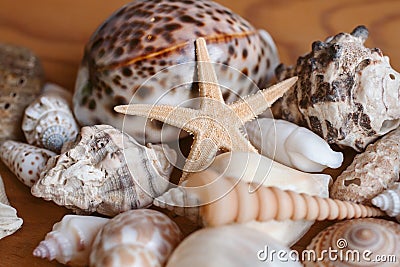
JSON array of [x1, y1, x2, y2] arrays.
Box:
[[31, 125, 177, 216], [0, 43, 44, 141], [272, 25, 400, 151], [304, 218, 400, 266], [33, 214, 109, 266], [22, 83, 79, 153], [166, 224, 302, 267], [331, 126, 400, 204], [245, 118, 343, 172], [90, 209, 183, 267], [0, 140, 56, 187], [0, 175, 23, 239], [372, 182, 400, 219]]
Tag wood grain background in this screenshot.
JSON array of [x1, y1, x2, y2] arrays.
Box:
[[0, 0, 399, 266]]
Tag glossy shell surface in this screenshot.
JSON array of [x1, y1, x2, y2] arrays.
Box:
[[74, 0, 279, 143]]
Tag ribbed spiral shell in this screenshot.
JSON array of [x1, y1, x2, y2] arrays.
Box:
[[90, 209, 183, 267], [22, 83, 79, 153], [154, 171, 384, 227], [372, 182, 400, 217], [33, 215, 109, 266], [304, 218, 400, 267]]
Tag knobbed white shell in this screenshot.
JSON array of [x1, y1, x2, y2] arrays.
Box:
[[90, 209, 183, 267], [372, 182, 400, 218], [0, 175, 23, 239], [22, 83, 79, 153], [156, 152, 332, 246], [304, 218, 400, 267], [31, 125, 177, 216], [166, 224, 302, 267], [0, 140, 56, 187], [245, 118, 343, 172], [33, 214, 109, 266]]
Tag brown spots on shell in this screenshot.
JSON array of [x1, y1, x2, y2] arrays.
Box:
[[88, 99, 96, 110], [325, 120, 338, 143], [136, 86, 154, 100], [179, 15, 204, 27], [309, 116, 323, 138]]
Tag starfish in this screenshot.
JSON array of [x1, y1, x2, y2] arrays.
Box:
[[115, 38, 297, 183]]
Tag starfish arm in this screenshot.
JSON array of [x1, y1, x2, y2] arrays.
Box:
[[220, 130, 259, 154], [195, 38, 224, 108], [230, 77, 298, 122], [179, 134, 219, 183], [114, 104, 198, 132]]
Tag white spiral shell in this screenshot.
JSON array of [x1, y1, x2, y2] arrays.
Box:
[[0, 140, 56, 187], [90, 209, 183, 267], [372, 182, 400, 217], [166, 224, 302, 267], [22, 83, 79, 153], [33, 214, 109, 266], [245, 118, 343, 172]]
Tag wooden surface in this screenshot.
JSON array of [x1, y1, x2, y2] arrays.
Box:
[[0, 0, 399, 266]]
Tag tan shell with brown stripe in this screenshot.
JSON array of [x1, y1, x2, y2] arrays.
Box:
[[73, 0, 279, 143]]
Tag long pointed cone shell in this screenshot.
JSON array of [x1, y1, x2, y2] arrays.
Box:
[[372, 182, 400, 217], [0, 140, 56, 187], [155, 169, 384, 227], [33, 215, 109, 266]]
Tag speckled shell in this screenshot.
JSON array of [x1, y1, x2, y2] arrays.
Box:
[[0, 43, 44, 141], [31, 125, 177, 216], [156, 152, 334, 246], [73, 0, 279, 144], [245, 118, 343, 172], [22, 83, 79, 153], [90, 209, 183, 267], [304, 218, 400, 267], [33, 215, 109, 266], [272, 26, 400, 151], [0, 140, 56, 187], [331, 126, 400, 204], [372, 182, 400, 218], [0, 175, 23, 239], [166, 225, 302, 267]]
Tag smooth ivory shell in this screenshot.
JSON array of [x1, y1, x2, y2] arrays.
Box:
[[22, 83, 79, 153], [31, 125, 177, 216], [304, 218, 400, 267], [245, 118, 343, 172], [33, 215, 109, 266], [0, 140, 56, 187], [272, 26, 400, 151], [166, 224, 302, 267], [90, 209, 183, 267], [372, 182, 400, 218], [73, 0, 279, 144]]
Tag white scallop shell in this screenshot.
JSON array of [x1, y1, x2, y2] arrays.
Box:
[[372, 182, 400, 217], [90, 209, 183, 267], [245, 118, 343, 172], [33, 214, 109, 266], [0, 175, 23, 239], [166, 224, 302, 267], [0, 140, 56, 187], [22, 83, 79, 153], [155, 152, 331, 246]]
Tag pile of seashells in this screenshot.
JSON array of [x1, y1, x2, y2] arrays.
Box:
[[1, 0, 400, 266]]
